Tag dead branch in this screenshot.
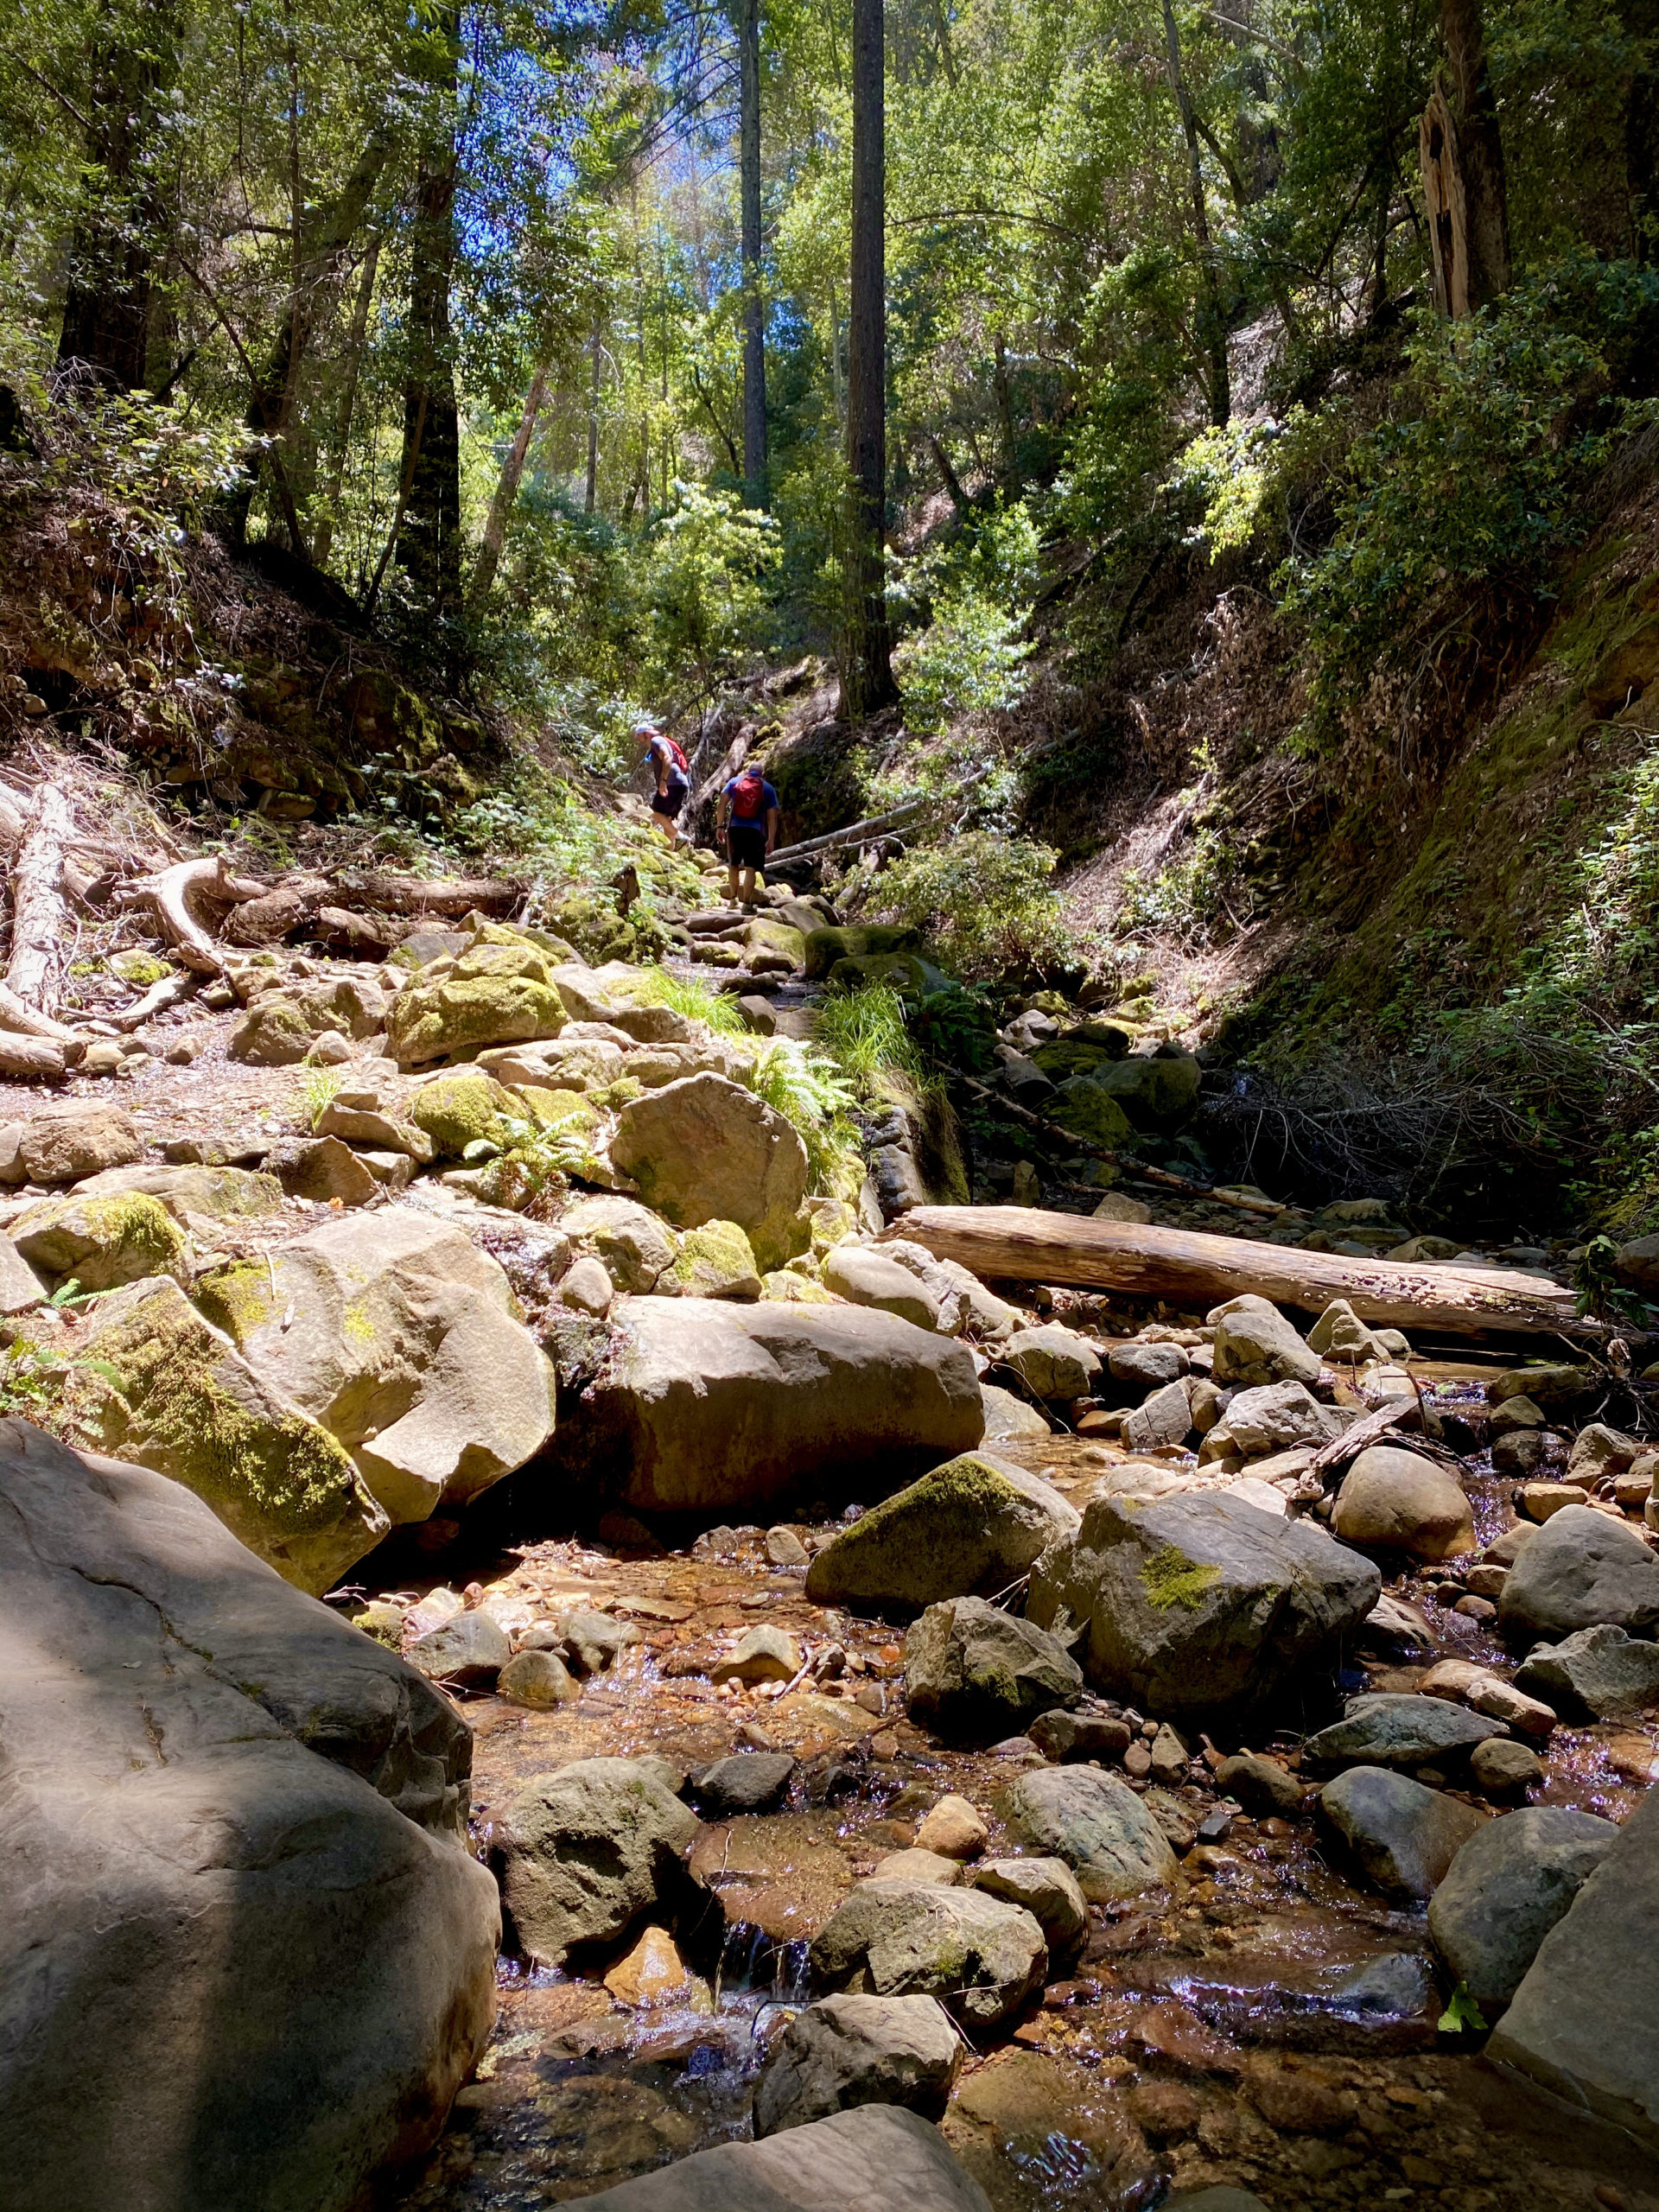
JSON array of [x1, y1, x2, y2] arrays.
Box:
[[108, 971, 199, 1031], [113, 856, 268, 974], [0, 1033, 70, 1078], [0, 982, 80, 1043], [6, 782, 72, 1013], [340, 874, 522, 918]]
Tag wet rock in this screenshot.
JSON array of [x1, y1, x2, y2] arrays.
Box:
[[810, 1878, 1047, 2029], [73, 1274, 387, 1594], [1209, 1294, 1322, 1388], [712, 1625, 801, 1684], [1318, 1766, 1483, 1903], [1486, 1780, 1659, 2157], [553, 1298, 983, 1516], [1027, 1708, 1133, 1764], [913, 1794, 988, 1859], [1027, 1489, 1380, 1723], [1166, 2196, 1272, 2212], [555, 2101, 995, 2212], [612, 1074, 809, 1271], [871, 1848, 963, 1885], [1515, 1623, 1659, 1719], [499, 1757, 702, 1966], [407, 1609, 512, 1686], [499, 1647, 581, 1707], [0, 1420, 498, 2212], [823, 1244, 940, 1329], [969, 1857, 1087, 1956], [1302, 1693, 1505, 1773], [944, 2048, 1160, 2209], [691, 1753, 798, 1815], [804, 1452, 1077, 1614], [1213, 1752, 1305, 1818], [1497, 1503, 1659, 1643], [979, 1383, 1052, 1440], [194, 1210, 557, 1527], [1004, 1764, 1180, 1901], [999, 1324, 1103, 1401], [1358, 1592, 1435, 1657], [556, 1611, 642, 1675], [1429, 1806, 1621, 2014], [766, 1524, 810, 1566], [603, 1926, 704, 2009], [1332, 1446, 1477, 1560], [561, 1255, 615, 1315], [753, 1993, 961, 2136], [1470, 1738, 1544, 1795], [904, 1596, 1082, 1738]]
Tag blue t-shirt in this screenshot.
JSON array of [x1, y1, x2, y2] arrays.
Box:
[[724, 775, 779, 822]]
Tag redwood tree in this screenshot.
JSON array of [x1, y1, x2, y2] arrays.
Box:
[[840, 0, 896, 719]]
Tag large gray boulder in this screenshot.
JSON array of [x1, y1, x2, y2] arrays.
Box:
[[499, 1757, 702, 1966], [1515, 1624, 1659, 1719], [1318, 1767, 1483, 1903], [1222, 1379, 1344, 1457], [0, 1419, 499, 2212], [1027, 1489, 1380, 1722], [805, 1452, 1077, 1613], [1004, 1765, 1180, 1901], [611, 1074, 809, 1270], [555, 2104, 993, 2212], [1487, 1782, 1659, 2157], [903, 1596, 1082, 1738], [1332, 1446, 1477, 1560], [194, 1209, 557, 1526], [1427, 1807, 1619, 2013], [1303, 1693, 1506, 1773], [810, 1880, 1047, 2029], [1497, 1504, 1659, 1644], [555, 1298, 983, 1515], [753, 1994, 961, 2136]]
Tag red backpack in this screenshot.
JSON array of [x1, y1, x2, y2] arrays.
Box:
[[730, 769, 767, 819], [660, 735, 689, 775]]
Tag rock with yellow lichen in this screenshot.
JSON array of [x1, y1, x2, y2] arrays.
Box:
[[387, 938, 568, 1066], [67, 1274, 388, 1592], [11, 1192, 191, 1292], [1027, 1488, 1381, 1722]]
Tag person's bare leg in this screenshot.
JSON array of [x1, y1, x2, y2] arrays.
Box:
[[727, 861, 741, 903], [740, 865, 759, 905]]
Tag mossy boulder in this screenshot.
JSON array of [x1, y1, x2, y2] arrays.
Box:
[[11, 1193, 190, 1291], [228, 971, 387, 1067], [664, 1219, 761, 1300], [804, 925, 924, 982], [70, 1274, 387, 1592], [1031, 1030, 1134, 1082], [759, 1268, 838, 1303], [610, 1074, 810, 1272], [805, 1451, 1079, 1614], [744, 917, 807, 972], [543, 891, 668, 966], [229, 995, 317, 1066], [1046, 1079, 1135, 1151], [73, 1164, 283, 1238], [1065, 1049, 1202, 1135], [409, 1072, 520, 1158], [388, 971, 567, 1067]]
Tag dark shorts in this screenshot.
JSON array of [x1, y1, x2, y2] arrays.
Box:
[[651, 775, 688, 820], [727, 823, 766, 868]]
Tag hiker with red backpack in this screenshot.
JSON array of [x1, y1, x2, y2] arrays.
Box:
[[636, 716, 690, 844], [717, 763, 781, 906]]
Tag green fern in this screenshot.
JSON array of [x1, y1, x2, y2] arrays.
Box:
[[295, 1065, 344, 1131], [462, 1112, 593, 1211], [744, 1037, 860, 1192]]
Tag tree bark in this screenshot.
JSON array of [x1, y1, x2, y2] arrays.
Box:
[[883, 1205, 1586, 1338], [56, 3, 180, 388], [585, 327, 601, 512], [739, 0, 769, 504], [6, 785, 72, 1014], [1430, 0, 1511, 313], [396, 6, 463, 620], [841, 0, 898, 719], [467, 361, 550, 612], [1162, 0, 1230, 425], [311, 234, 381, 572]]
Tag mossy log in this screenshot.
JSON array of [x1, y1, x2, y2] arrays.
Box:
[[882, 1205, 1586, 1339]]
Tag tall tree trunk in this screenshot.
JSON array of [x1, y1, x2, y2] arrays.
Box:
[[311, 234, 380, 571], [467, 362, 549, 612], [1161, 0, 1230, 425], [739, 0, 768, 504], [56, 3, 179, 388], [841, 0, 897, 720], [585, 327, 601, 512], [396, 9, 463, 621], [1427, 0, 1510, 314], [992, 334, 1018, 487]]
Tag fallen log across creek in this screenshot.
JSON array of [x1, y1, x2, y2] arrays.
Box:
[[881, 1204, 1591, 1340]]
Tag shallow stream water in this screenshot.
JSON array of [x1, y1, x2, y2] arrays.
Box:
[[384, 1395, 1659, 2212]]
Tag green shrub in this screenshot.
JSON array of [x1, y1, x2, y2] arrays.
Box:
[[864, 832, 1068, 980], [813, 982, 927, 1090], [742, 1036, 859, 1192], [630, 967, 750, 1035]]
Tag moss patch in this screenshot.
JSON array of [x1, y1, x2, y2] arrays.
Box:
[[11, 1192, 189, 1291], [1141, 1545, 1224, 1611], [410, 1071, 518, 1156]]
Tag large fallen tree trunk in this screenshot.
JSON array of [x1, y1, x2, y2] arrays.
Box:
[[882, 1205, 1588, 1339], [112, 856, 268, 973], [340, 874, 522, 918]]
